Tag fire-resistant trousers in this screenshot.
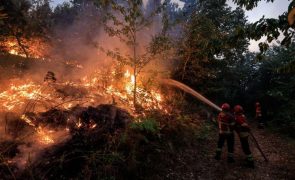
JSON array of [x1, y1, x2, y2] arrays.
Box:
[[217, 133, 234, 154], [239, 136, 251, 155]]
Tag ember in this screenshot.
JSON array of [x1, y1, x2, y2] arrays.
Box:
[[36, 127, 54, 144]]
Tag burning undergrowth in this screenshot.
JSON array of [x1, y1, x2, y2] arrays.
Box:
[[0, 68, 168, 113], [1, 104, 132, 177], [0, 65, 170, 177], [0, 55, 196, 179]]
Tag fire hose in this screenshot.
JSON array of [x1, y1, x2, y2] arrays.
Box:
[[249, 131, 269, 162], [224, 111, 269, 162], [161, 79, 269, 162]]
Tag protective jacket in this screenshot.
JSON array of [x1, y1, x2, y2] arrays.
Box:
[[218, 111, 235, 134], [235, 113, 249, 138], [256, 106, 262, 118]]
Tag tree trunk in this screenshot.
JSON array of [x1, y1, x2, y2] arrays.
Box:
[[15, 34, 29, 59], [180, 50, 191, 104], [181, 53, 191, 81], [133, 30, 137, 109]]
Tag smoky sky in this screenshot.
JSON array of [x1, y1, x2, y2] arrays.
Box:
[[50, 0, 290, 52]]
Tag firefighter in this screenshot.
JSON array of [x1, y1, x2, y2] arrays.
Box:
[[215, 103, 235, 163], [255, 102, 264, 128], [234, 105, 254, 168]]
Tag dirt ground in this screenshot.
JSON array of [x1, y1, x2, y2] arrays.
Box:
[[164, 121, 295, 180]]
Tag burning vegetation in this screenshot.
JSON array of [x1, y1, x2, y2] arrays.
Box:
[[0, 69, 167, 113], [1, 0, 295, 179], [1, 38, 49, 59], [0, 47, 170, 178]]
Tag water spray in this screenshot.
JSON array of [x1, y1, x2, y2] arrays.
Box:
[[160, 79, 222, 111]]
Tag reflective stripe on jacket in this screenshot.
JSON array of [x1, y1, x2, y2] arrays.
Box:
[[256, 106, 262, 117]]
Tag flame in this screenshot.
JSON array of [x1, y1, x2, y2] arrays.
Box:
[[124, 70, 131, 78], [2, 38, 49, 59], [36, 127, 54, 144], [131, 75, 135, 84], [21, 114, 36, 127], [76, 118, 82, 128], [0, 68, 168, 114], [0, 66, 170, 150], [21, 114, 55, 145], [0, 82, 44, 111]]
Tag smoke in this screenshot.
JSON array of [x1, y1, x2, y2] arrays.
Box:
[[0, 111, 70, 170], [48, 1, 137, 80], [0, 0, 168, 83], [47, 0, 165, 80], [11, 127, 70, 170]]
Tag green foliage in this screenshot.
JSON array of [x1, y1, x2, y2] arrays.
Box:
[[130, 117, 160, 134], [94, 152, 124, 165], [195, 122, 213, 140], [173, 0, 250, 105], [232, 0, 275, 10], [236, 43, 295, 137], [233, 0, 295, 53]]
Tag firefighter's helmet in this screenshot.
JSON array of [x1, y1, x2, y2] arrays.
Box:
[[221, 103, 230, 111], [234, 105, 244, 113]]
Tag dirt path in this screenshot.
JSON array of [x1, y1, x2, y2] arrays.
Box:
[[165, 121, 295, 180]]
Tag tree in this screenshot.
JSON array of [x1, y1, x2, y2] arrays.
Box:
[[232, 0, 295, 52], [0, 0, 32, 58], [173, 0, 250, 104], [29, 0, 53, 38], [0, 0, 53, 58], [97, 0, 164, 109], [180, 0, 198, 18], [242, 43, 295, 136], [0, 6, 6, 22]]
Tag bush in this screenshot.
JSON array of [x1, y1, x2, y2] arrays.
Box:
[[130, 118, 160, 134]]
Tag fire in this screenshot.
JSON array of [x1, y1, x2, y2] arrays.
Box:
[[0, 68, 168, 118], [0, 66, 170, 152], [76, 118, 82, 128], [0, 70, 168, 113], [0, 82, 44, 111], [2, 38, 49, 59], [21, 114, 36, 127], [124, 69, 135, 84], [9, 49, 24, 57], [90, 123, 97, 129], [124, 70, 131, 78], [36, 127, 54, 144], [20, 114, 55, 145]]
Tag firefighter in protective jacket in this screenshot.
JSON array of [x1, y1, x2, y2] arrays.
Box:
[[234, 105, 254, 168], [215, 103, 235, 163], [255, 102, 264, 128]]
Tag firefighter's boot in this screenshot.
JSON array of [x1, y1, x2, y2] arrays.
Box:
[[214, 150, 221, 160], [246, 155, 254, 168], [227, 153, 235, 163]]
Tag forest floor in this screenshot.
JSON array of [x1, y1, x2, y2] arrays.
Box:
[[164, 120, 295, 180]]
